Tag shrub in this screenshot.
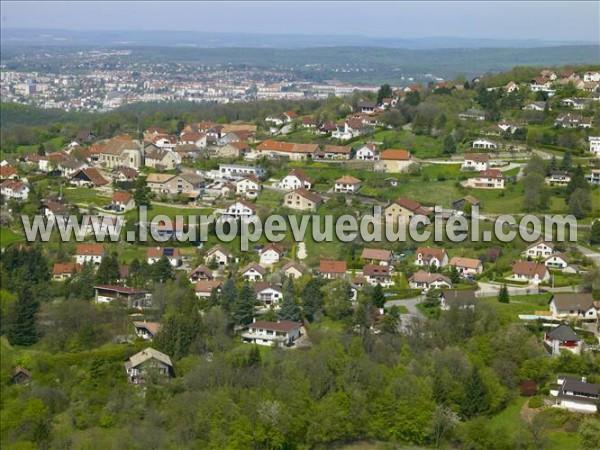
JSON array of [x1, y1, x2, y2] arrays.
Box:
[[528, 396, 543, 409]]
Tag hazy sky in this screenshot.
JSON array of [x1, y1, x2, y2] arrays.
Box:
[[2, 1, 599, 42]]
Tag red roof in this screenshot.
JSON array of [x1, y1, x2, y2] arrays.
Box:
[[415, 247, 447, 264], [290, 188, 323, 204], [380, 149, 411, 160], [112, 191, 133, 203], [392, 197, 429, 215], [363, 264, 390, 277], [76, 243, 105, 256], [53, 262, 81, 275], [478, 169, 504, 179], [320, 260, 347, 274], [195, 280, 223, 293]]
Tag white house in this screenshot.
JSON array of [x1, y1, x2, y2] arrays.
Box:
[[221, 199, 257, 220], [281, 261, 306, 279], [549, 293, 597, 320], [219, 164, 265, 180], [525, 240, 555, 259], [240, 263, 265, 282], [147, 247, 182, 267], [334, 175, 361, 194], [75, 244, 105, 265], [259, 243, 284, 266], [465, 169, 505, 189], [254, 283, 283, 307], [242, 320, 302, 347], [362, 264, 393, 287], [236, 175, 261, 198], [355, 144, 379, 161], [472, 139, 498, 150], [0, 180, 29, 200], [278, 169, 312, 190], [111, 191, 135, 212], [589, 136, 600, 157], [583, 71, 600, 82], [544, 253, 569, 270], [414, 247, 448, 268], [551, 376, 598, 413], [462, 153, 491, 172]]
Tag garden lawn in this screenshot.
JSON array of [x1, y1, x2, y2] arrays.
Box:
[[0, 227, 23, 248]]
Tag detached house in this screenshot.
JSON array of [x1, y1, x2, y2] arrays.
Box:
[[462, 153, 491, 171], [205, 245, 233, 267], [70, 168, 109, 187], [188, 264, 214, 283], [319, 260, 347, 279], [415, 247, 448, 268], [525, 240, 555, 259], [146, 247, 182, 267], [355, 144, 379, 161], [75, 243, 105, 265], [440, 289, 476, 310], [221, 199, 257, 220], [334, 175, 361, 193], [544, 253, 571, 271], [259, 243, 284, 265], [472, 139, 498, 150], [315, 145, 352, 160], [511, 261, 550, 284], [465, 169, 505, 189], [125, 348, 173, 384], [0, 180, 29, 200], [236, 175, 261, 199], [361, 248, 392, 266], [52, 262, 82, 280], [283, 188, 324, 212], [278, 169, 312, 191], [133, 321, 163, 341], [363, 264, 393, 287], [281, 261, 306, 279], [255, 282, 283, 307], [376, 149, 413, 173], [551, 376, 598, 414], [241, 263, 265, 282], [458, 108, 486, 121], [144, 146, 181, 170], [195, 280, 223, 298], [588, 136, 600, 156], [257, 140, 318, 161], [449, 257, 483, 277], [409, 271, 452, 291], [545, 323, 582, 356], [549, 293, 597, 320], [554, 114, 593, 129], [242, 320, 302, 347], [384, 197, 430, 225], [111, 191, 135, 212]]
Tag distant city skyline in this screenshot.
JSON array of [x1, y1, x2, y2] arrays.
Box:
[[2, 1, 599, 42]]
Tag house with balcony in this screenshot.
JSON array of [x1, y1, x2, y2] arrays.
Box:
[[544, 323, 582, 356], [242, 320, 302, 347], [125, 348, 173, 384]]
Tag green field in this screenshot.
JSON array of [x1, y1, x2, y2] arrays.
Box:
[[0, 227, 23, 248]]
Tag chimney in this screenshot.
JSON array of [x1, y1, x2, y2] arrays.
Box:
[[582, 376, 587, 383], [252, 317, 256, 323]]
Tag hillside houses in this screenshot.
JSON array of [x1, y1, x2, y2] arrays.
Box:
[[414, 247, 448, 268], [257, 140, 318, 161], [462, 153, 491, 171], [146, 173, 205, 197], [355, 144, 379, 160], [283, 188, 323, 212], [384, 197, 430, 225], [511, 261, 550, 284], [465, 169, 505, 189]]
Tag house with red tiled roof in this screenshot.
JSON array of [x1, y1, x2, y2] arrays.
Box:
[[363, 264, 393, 286], [52, 262, 82, 280], [241, 262, 265, 282], [278, 169, 312, 190], [111, 191, 134, 212], [355, 143, 379, 161], [283, 188, 324, 212], [0, 180, 29, 200], [75, 243, 105, 265], [409, 271, 452, 292], [0, 165, 18, 180], [133, 321, 163, 341], [376, 149, 413, 173], [188, 264, 214, 283], [334, 175, 361, 193], [319, 260, 347, 279], [449, 257, 483, 277], [195, 280, 223, 298], [415, 247, 449, 268], [462, 152, 491, 171]]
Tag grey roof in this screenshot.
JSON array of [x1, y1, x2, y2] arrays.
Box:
[[551, 293, 595, 312], [547, 323, 580, 342], [127, 348, 172, 369], [562, 378, 599, 397]]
